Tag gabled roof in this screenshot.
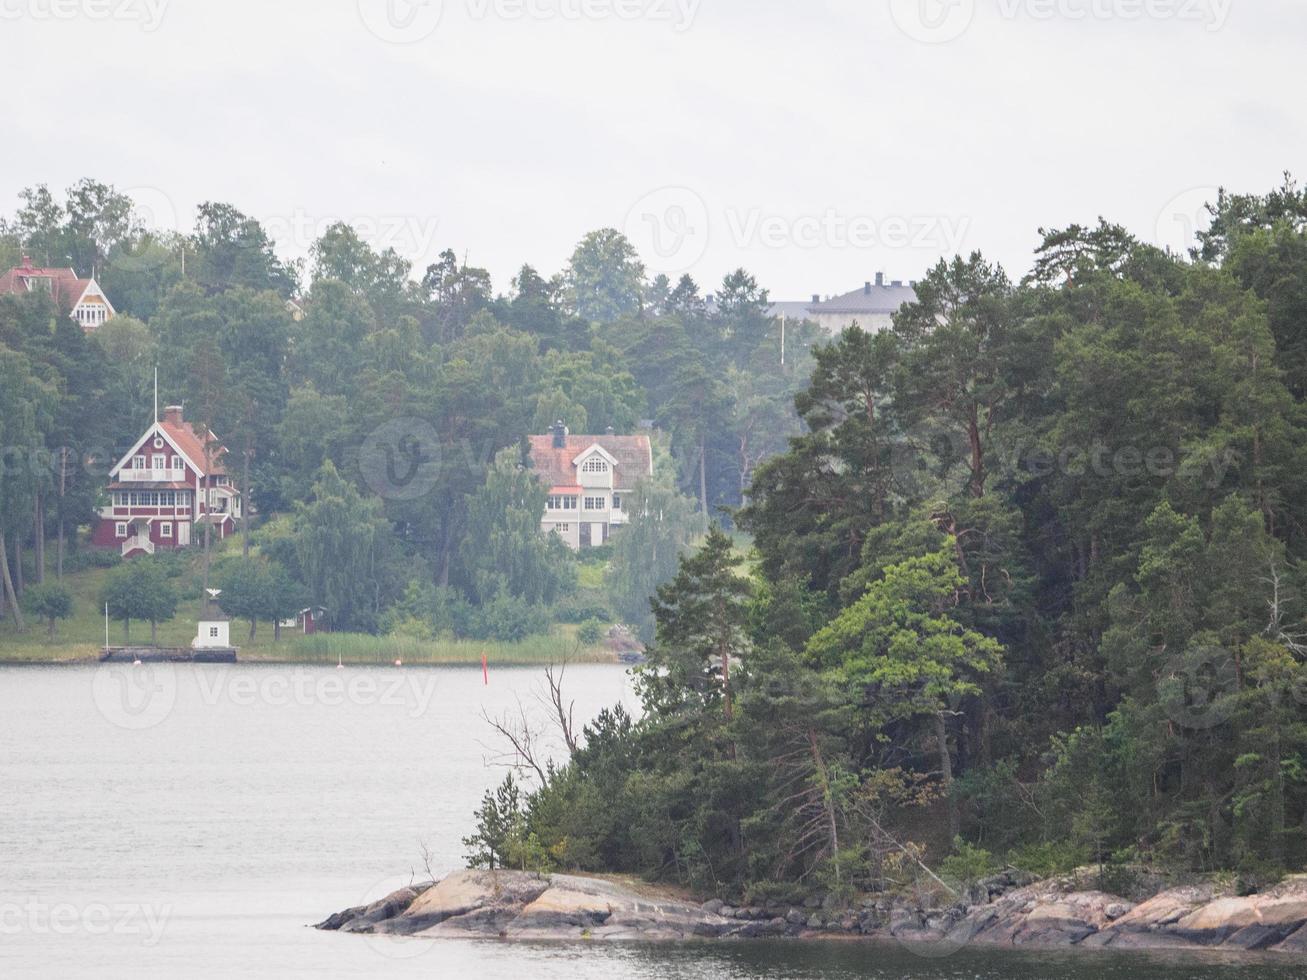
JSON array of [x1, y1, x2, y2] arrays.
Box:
[[527, 434, 653, 489], [0, 258, 112, 314], [109, 419, 230, 479]]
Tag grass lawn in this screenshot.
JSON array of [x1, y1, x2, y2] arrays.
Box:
[[0, 538, 613, 666]]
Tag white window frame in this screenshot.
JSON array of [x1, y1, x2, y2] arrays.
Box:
[[584, 496, 605, 511], [612, 494, 622, 511], [160, 522, 173, 538], [115, 522, 127, 538]]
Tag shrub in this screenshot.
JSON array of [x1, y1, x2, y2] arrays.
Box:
[[469, 594, 551, 642], [21, 583, 74, 639], [553, 597, 614, 624], [577, 618, 606, 645]]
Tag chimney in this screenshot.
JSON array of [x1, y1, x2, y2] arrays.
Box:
[[864, 281, 871, 295], [20, 254, 32, 269], [891, 280, 903, 288], [552, 420, 567, 449], [605, 425, 616, 437], [163, 405, 184, 426], [811, 293, 820, 305], [875, 272, 884, 287]]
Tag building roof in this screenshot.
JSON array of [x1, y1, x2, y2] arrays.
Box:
[[767, 301, 817, 321], [810, 279, 917, 316], [0, 257, 96, 311], [527, 434, 653, 490], [158, 418, 230, 475], [108, 481, 195, 491]]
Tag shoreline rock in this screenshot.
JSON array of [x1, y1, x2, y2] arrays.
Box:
[[318, 868, 1307, 956]]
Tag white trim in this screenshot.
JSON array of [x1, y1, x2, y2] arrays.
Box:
[[571, 443, 619, 469], [70, 278, 117, 319], [109, 422, 201, 479]]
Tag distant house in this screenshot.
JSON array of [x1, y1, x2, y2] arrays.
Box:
[[279, 607, 328, 635], [92, 404, 244, 558], [0, 255, 116, 331], [528, 422, 653, 550], [769, 273, 917, 336]]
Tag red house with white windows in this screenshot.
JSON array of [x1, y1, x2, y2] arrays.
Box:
[[92, 405, 244, 558]]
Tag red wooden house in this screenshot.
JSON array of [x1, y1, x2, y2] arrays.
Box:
[[92, 405, 244, 558]]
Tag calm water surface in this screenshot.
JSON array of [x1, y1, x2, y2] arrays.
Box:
[[0, 662, 1301, 979]]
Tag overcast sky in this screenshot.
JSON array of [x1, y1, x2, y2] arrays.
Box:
[[2, 0, 1303, 299]]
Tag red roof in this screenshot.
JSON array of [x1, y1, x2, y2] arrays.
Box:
[[0, 257, 92, 311], [527, 434, 653, 490], [159, 419, 229, 475]]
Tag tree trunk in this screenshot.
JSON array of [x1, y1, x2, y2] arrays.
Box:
[[150, 619, 158, 646], [57, 446, 67, 580], [698, 436, 708, 514], [0, 530, 24, 631], [124, 618, 131, 643], [47, 616, 56, 640], [936, 711, 959, 840], [274, 619, 281, 642], [34, 493, 45, 585], [242, 443, 252, 559], [14, 534, 23, 595], [967, 411, 985, 498], [249, 618, 257, 642]]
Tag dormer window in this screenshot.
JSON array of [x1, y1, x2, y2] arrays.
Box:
[[581, 458, 609, 474]]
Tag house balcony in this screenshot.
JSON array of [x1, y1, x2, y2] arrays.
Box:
[[118, 469, 188, 483]]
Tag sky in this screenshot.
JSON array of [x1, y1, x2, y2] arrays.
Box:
[[1, 0, 1303, 300]]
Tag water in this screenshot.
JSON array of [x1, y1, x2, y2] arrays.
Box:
[[0, 663, 1299, 979]]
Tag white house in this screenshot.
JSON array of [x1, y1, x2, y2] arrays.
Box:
[[768, 273, 917, 336], [0, 255, 117, 331], [528, 423, 653, 550]]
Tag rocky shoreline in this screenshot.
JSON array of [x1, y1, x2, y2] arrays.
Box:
[[318, 868, 1307, 955]]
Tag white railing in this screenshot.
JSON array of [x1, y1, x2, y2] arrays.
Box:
[[122, 536, 155, 556], [118, 469, 187, 483]]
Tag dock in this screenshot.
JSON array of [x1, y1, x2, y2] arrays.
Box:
[[100, 647, 238, 664]]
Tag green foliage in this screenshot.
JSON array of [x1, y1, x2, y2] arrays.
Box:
[[98, 559, 179, 644], [463, 774, 550, 872], [939, 838, 997, 888], [21, 582, 73, 638], [577, 618, 605, 645]]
